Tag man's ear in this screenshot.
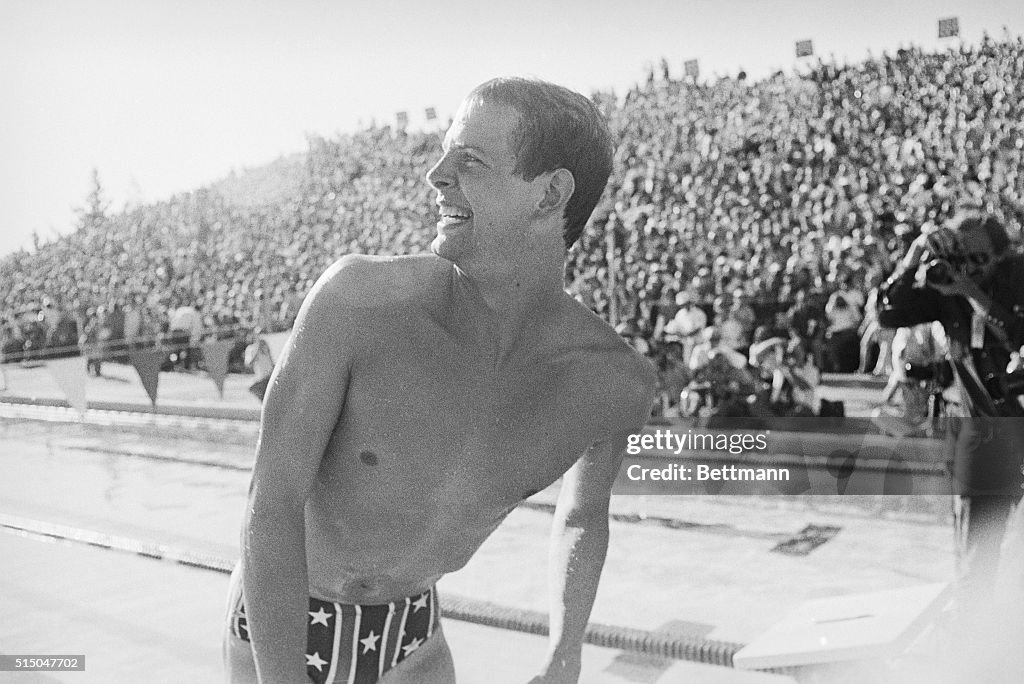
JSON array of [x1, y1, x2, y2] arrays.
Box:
[[537, 168, 575, 216]]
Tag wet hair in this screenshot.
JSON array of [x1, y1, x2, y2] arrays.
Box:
[[467, 77, 614, 248], [950, 212, 1011, 254]]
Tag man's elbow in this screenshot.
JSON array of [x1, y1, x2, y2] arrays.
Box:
[[244, 496, 306, 546]]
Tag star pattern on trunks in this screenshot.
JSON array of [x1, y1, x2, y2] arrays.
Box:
[[411, 593, 429, 612], [402, 637, 423, 657], [360, 630, 381, 654], [309, 606, 332, 626], [306, 651, 328, 672]]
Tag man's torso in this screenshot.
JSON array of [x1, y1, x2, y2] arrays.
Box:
[[302, 255, 651, 603]]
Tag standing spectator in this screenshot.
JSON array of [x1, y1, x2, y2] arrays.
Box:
[[168, 299, 203, 370], [81, 306, 106, 376], [824, 291, 862, 372], [1, 316, 24, 362], [47, 305, 80, 359], [19, 307, 46, 362], [123, 295, 143, 350], [663, 290, 708, 368], [39, 297, 61, 349], [728, 289, 757, 354], [105, 302, 126, 363], [859, 274, 894, 375]]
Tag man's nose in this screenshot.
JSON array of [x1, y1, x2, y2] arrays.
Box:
[[426, 154, 453, 191]]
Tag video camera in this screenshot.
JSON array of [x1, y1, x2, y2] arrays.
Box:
[[922, 257, 966, 286]]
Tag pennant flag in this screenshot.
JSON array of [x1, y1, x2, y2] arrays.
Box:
[[396, 111, 409, 128], [201, 339, 235, 398], [46, 355, 88, 415], [938, 17, 959, 38], [795, 40, 814, 58], [425, 107, 437, 121], [129, 348, 164, 407], [684, 59, 699, 79], [248, 374, 271, 401], [263, 331, 291, 365]]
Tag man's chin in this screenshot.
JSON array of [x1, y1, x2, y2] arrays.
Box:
[[430, 235, 463, 264]]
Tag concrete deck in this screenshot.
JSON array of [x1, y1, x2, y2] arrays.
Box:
[[1, 362, 1012, 683]]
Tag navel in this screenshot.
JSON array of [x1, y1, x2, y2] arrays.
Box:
[[359, 450, 379, 466]]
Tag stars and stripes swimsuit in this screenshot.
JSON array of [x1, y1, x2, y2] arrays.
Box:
[[230, 586, 439, 684]]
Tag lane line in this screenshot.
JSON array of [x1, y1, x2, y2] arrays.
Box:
[[0, 514, 746, 666]]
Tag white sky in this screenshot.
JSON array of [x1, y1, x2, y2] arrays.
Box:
[[2, 0, 1020, 258]]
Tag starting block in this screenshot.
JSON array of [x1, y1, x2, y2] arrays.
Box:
[[734, 583, 951, 681]]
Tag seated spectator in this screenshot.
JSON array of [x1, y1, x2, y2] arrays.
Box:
[[782, 339, 821, 416], [824, 291, 862, 372], [651, 340, 690, 417]]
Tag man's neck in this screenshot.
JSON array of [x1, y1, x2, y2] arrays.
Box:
[[450, 248, 566, 367]]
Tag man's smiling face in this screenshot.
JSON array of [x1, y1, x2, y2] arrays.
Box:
[[426, 98, 544, 270]]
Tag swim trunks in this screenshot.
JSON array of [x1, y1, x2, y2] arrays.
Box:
[[230, 584, 439, 684]]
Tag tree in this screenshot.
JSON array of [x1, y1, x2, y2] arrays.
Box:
[[77, 168, 109, 231]]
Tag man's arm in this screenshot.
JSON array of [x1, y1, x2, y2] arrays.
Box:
[[533, 376, 655, 684], [241, 259, 359, 683], [876, 227, 960, 330], [876, 267, 945, 330]]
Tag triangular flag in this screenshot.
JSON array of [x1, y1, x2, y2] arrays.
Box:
[[46, 355, 88, 415], [263, 331, 291, 364], [201, 339, 235, 398], [129, 348, 164, 407], [248, 374, 271, 401]]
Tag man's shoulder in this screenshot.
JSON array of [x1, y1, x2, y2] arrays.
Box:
[[314, 254, 451, 309], [997, 253, 1024, 285], [555, 301, 657, 420]]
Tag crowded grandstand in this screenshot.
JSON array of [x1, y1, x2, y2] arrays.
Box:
[[3, 33, 1023, 417]]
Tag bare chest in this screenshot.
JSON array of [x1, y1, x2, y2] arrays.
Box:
[[323, 322, 601, 511]]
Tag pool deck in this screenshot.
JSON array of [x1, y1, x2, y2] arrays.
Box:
[[1, 362, 1020, 683]]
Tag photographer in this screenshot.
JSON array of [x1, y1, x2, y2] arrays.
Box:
[[878, 212, 1024, 610]]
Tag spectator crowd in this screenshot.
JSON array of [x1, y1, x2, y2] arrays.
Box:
[[3, 34, 1023, 414]]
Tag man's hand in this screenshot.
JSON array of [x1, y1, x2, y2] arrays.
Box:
[[527, 652, 582, 683], [925, 267, 982, 299], [904, 225, 960, 269]]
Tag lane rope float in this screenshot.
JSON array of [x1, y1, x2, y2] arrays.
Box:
[[0, 513, 746, 667]]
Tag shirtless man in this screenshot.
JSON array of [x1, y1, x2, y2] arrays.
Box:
[[225, 77, 656, 684]]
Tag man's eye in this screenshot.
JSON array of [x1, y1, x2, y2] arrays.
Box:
[[462, 156, 482, 167]]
